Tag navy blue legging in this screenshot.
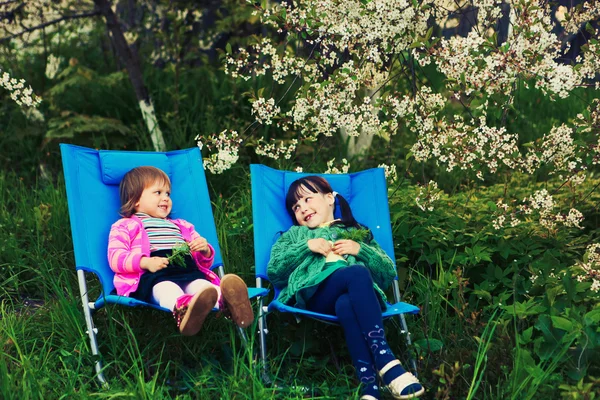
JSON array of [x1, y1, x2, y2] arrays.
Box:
[[306, 265, 395, 380]]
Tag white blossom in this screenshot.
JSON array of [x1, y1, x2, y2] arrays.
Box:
[[196, 130, 242, 174], [325, 158, 350, 174], [377, 163, 398, 183], [252, 97, 281, 126], [415, 181, 441, 211], [0, 70, 42, 108]]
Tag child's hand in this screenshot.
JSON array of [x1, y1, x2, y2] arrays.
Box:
[[307, 238, 333, 256], [189, 237, 211, 256], [140, 256, 169, 272], [333, 240, 360, 256]]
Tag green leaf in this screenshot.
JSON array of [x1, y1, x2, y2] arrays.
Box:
[[551, 316, 573, 332], [167, 243, 191, 268], [336, 228, 371, 242], [425, 26, 433, 42], [545, 285, 563, 306], [226, 43, 232, 55], [473, 289, 492, 302], [506, 300, 547, 319], [521, 326, 534, 344], [584, 309, 600, 326], [535, 315, 557, 344], [413, 338, 444, 352], [585, 22, 596, 35]]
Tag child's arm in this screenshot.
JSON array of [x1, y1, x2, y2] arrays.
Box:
[[267, 227, 313, 289], [188, 237, 212, 256], [140, 257, 169, 272], [354, 240, 397, 290], [108, 222, 144, 274], [177, 219, 215, 268]]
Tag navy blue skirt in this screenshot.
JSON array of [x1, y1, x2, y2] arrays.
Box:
[[129, 249, 208, 303]]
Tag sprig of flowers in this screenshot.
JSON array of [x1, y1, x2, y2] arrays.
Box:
[[325, 158, 350, 174], [493, 190, 585, 231], [251, 97, 281, 125], [378, 163, 398, 183], [254, 138, 298, 160], [0, 70, 42, 108], [415, 181, 442, 212], [196, 130, 242, 174], [573, 244, 600, 293]]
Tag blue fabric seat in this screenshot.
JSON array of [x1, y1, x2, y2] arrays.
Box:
[[250, 164, 420, 376], [60, 144, 268, 385]]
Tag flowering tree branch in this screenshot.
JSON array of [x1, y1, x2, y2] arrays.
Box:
[[199, 0, 600, 239], [0, 10, 101, 43]]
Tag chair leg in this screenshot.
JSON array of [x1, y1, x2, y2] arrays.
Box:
[[77, 270, 108, 387], [392, 280, 418, 375], [256, 279, 272, 385]]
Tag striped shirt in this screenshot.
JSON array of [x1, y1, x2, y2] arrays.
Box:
[[135, 212, 185, 251]]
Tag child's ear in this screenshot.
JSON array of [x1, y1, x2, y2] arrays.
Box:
[[326, 192, 335, 206]]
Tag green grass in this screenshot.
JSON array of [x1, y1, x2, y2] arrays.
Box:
[[1, 168, 597, 399]]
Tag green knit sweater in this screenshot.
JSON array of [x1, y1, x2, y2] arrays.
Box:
[[267, 224, 397, 309]]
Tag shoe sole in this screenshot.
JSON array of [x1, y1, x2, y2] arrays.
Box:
[[393, 387, 425, 400], [179, 287, 218, 336], [220, 274, 254, 328]]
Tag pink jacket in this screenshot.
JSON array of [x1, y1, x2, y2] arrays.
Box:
[[107, 215, 220, 297]]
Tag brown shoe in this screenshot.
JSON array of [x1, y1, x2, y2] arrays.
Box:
[[173, 287, 218, 336], [220, 274, 254, 328]]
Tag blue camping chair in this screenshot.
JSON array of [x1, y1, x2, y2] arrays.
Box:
[[250, 164, 420, 377], [60, 144, 269, 385]]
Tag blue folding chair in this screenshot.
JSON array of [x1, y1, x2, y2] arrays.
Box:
[[60, 144, 269, 385], [250, 164, 420, 377]]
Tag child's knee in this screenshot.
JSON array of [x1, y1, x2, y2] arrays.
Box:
[[184, 279, 213, 293], [184, 279, 220, 307], [347, 265, 372, 280], [334, 293, 352, 315]]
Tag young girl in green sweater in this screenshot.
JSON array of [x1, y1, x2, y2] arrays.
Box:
[[267, 176, 424, 400]]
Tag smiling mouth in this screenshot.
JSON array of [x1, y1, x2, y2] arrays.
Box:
[[305, 213, 315, 221]]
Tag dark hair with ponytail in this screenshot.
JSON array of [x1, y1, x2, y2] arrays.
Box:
[[285, 176, 372, 240]]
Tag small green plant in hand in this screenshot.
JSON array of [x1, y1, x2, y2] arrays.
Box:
[[337, 228, 371, 243], [168, 243, 191, 267]]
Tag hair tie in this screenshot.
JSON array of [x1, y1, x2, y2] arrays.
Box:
[[332, 191, 338, 197]]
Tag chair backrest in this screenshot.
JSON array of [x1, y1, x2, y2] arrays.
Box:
[[60, 144, 223, 295], [250, 164, 396, 281]]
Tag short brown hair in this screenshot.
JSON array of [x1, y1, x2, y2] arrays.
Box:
[[119, 166, 171, 217]]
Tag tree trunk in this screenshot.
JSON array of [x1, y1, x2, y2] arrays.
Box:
[[93, 0, 166, 151], [340, 88, 380, 158]]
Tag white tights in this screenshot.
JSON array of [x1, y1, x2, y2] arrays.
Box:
[[151, 279, 221, 310]]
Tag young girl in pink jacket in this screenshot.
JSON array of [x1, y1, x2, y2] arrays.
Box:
[[108, 166, 253, 336]]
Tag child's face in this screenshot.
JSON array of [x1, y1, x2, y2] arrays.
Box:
[[291, 185, 335, 228], [135, 180, 172, 218]]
